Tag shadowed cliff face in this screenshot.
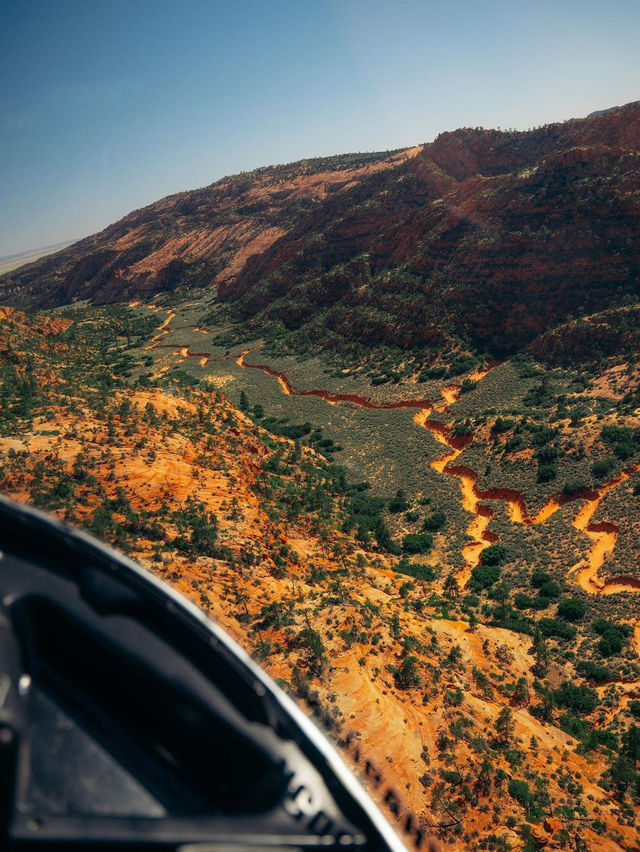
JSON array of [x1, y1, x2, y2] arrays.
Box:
[[2, 101, 640, 358]]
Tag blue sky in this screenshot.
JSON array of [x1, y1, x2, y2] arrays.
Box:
[[1, 0, 639, 256]]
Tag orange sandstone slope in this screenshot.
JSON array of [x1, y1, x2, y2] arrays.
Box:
[[3, 386, 639, 852], [1, 307, 640, 852]]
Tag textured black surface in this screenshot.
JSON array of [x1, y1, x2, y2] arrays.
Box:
[[0, 496, 407, 851]]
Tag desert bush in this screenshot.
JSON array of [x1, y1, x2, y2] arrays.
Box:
[[394, 558, 434, 581], [402, 532, 433, 554], [593, 619, 632, 657], [554, 682, 598, 715], [422, 509, 446, 532], [470, 563, 501, 591], [392, 655, 421, 689], [537, 618, 577, 641], [482, 545, 508, 566], [388, 489, 409, 513], [557, 598, 586, 622], [592, 458, 616, 479], [576, 661, 613, 683]]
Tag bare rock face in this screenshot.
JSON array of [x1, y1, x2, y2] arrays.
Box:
[[2, 102, 640, 359]]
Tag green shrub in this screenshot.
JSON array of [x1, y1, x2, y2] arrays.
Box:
[[491, 416, 514, 434], [453, 419, 473, 437], [422, 509, 446, 532], [393, 655, 421, 689], [448, 354, 478, 376], [388, 489, 409, 513], [563, 478, 589, 496], [515, 592, 550, 611], [531, 426, 557, 446], [393, 558, 434, 581], [554, 682, 598, 715], [614, 442, 635, 460], [491, 618, 532, 635], [293, 626, 326, 674], [470, 563, 501, 591], [482, 545, 507, 566], [508, 779, 530, 807], [538, 618, 577, 641], [601, 425, 640, 464], [537, 581, 561, 599], [559, 713, 618, 751], [402, 532, 433, 554], [601, 425, 635, 444], [419, 366, 446, 381], [557, 598, 586, 622], [537, 464, 557, 483], [344, 487, 395, 551], [531, 569, 552, 588], [591, 458, 616, 479], [576, 661, 612, 683], [593, 619, 632, 657], [537, 445, 558, 464]]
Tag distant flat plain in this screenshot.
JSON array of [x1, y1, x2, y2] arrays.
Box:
[[0, 240, 75, 276]]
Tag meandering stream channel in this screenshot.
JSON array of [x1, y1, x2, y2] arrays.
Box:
[[143, 306, 640, 609]]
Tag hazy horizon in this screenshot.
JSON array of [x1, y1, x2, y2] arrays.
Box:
[[2, 0, 639, 257]]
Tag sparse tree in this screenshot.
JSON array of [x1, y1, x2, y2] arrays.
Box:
[[444, 571, 460, 599], [394, 655, 421, 689], [622, 724, 640, 767], [610, 756, 635, 800], [512, 677, 529, 708], [494, 707, 514, 747], [532, 628, 549, 676]]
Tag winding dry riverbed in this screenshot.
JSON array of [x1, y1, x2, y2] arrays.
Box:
[[143, 307, 640, 607]]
